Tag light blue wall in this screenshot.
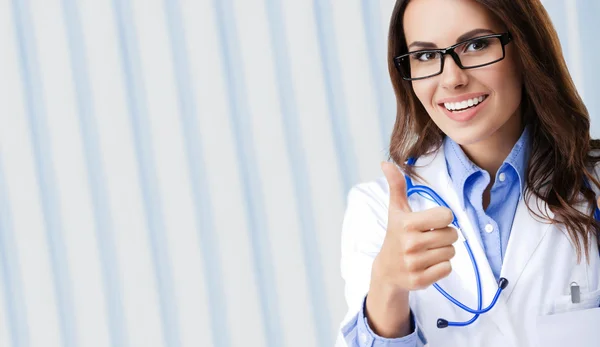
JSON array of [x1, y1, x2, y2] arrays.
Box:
[[544, 0, 600, 136], [0, 1, 597, 347]]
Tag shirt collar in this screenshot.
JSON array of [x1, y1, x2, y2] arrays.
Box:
[[443, 125, 531, 208]]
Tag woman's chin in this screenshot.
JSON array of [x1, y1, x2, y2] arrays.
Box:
[[443, 129, 488, 147]]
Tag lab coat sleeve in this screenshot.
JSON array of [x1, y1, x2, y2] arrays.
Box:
[[337, 183, 419, 347]]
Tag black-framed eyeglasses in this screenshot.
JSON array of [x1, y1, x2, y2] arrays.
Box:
[[394, 32, 513, 81]]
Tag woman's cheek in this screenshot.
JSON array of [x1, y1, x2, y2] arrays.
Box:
[[412, 83, 436, 113]]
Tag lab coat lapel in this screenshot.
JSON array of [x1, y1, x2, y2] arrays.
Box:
[[499, 192, 553, 300], [479, 193, 552, 347]]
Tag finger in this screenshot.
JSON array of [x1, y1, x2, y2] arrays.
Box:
[[381, 161, 412, 213], [421, 227, 460, 249], [417, 261, 452, 289], [402, 227, 459, 253], [402, 207, 455, 231], [597, 196, 600, 210], [404, 246, 456, 272]]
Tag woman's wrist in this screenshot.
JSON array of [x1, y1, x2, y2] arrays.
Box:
[[365, 274, 412, 338]]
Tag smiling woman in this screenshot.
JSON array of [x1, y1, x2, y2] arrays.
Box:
[[395, 0, 526, 158], [337, 0, 600, 346]]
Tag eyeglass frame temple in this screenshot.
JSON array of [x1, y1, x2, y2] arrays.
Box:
[[394, 32, 513, 81]]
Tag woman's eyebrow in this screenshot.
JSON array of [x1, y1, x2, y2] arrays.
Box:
[[407, 28, 495, 50]]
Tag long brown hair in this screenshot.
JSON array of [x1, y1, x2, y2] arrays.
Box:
[[387, 0, 600, 261]]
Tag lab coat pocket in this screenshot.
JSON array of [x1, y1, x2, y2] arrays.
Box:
[[535, 289, 600, 347], [550, 288, 600, 315], [535, 306, 600, 347]]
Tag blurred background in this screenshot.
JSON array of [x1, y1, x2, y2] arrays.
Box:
[[0, 0, 599, 346]]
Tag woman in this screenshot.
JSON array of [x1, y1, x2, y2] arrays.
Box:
[[337, 0, 600, 346]]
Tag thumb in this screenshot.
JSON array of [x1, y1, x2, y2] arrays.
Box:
[[597, 195, 600, 211], [381, 161, 412, 213]]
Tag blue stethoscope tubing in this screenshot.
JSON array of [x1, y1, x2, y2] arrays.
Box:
[[404, 157, 598, 329]]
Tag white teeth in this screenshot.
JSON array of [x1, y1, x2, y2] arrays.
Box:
[[444, 95, 487, 111]]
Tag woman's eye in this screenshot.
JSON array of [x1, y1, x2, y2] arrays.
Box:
[[414, 52, 439, 62], [466, 39, 489, 51]]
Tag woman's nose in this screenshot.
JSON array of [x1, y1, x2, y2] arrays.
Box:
[[440, 55, 468, 90]]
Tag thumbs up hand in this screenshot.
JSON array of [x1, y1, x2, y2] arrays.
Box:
[[364, 162, 459, 337], [374, 161, 458, 291]]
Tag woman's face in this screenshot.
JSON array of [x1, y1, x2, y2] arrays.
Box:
[[403, 0, 523, 146]]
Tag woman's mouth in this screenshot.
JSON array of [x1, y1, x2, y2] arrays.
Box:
[[443, 95, 488, 112], [438, 94, 489, 123]]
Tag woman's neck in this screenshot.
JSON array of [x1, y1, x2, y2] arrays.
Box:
[[461, 113, 523, 180]]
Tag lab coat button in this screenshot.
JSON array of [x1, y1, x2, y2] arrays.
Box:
[[485, 223, 494, 233]]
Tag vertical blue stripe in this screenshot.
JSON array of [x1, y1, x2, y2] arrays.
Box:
[[10, 1, 78, 346], [110, 1, 181, 347], [60, 1, 129, 346], [264, 1, 332, 346], [162, 1, 229, 346], [313, 0, 358, 194], [212, 1, 283, 346], [0, 153, 30, 347], [361, 0, 395, 147], [576, 0, 600, 136]]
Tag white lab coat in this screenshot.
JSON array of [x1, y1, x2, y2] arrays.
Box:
[[337, 145, 600, 347]]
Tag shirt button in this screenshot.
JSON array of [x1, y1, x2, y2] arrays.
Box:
[[498, 172, 506, 182], [485, 223, 494, 233], [359, 333, 367, 344]]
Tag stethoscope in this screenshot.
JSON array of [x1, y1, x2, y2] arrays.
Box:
[[405, 157, 600, 329]]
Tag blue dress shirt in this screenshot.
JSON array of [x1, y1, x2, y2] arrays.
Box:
[[342, 127, 531, 346], [444, 126, 530, 280]]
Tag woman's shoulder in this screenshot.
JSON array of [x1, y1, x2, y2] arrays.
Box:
[[340, 178, 391, 265], [342, 177, 390, 244], [348, 176, 390, 208], [345, 151, 440, 212]]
